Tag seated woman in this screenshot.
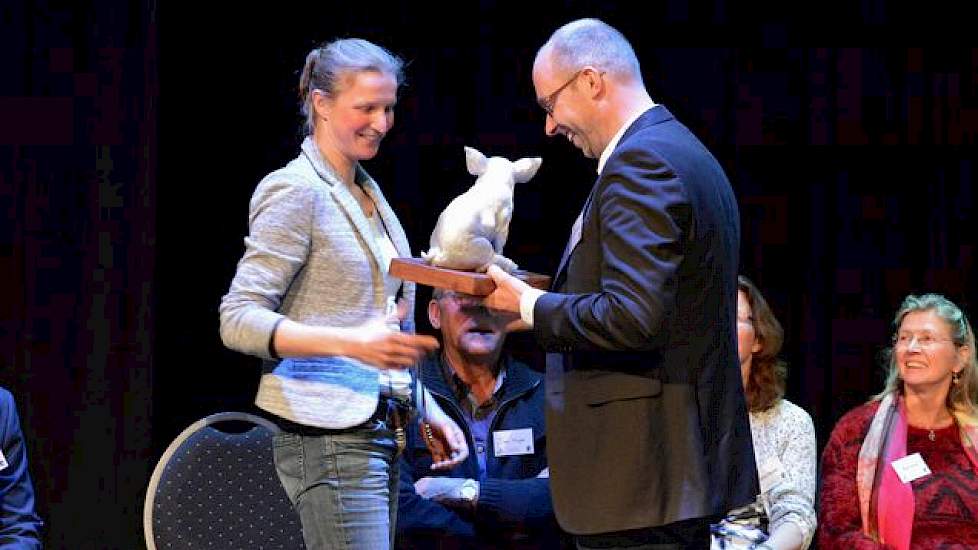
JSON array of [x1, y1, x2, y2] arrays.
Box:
[[818, 293, 978, 549], [712, 276, 817, 550]]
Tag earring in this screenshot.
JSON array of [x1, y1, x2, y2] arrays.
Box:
[[952, 371, 961, 385]]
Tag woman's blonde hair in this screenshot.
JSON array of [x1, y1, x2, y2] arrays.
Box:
[[298, 38, 404, 135]]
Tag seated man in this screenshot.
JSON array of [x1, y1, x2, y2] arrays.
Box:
[[0, 387, 42, 548], [397, 288, 562, 549]]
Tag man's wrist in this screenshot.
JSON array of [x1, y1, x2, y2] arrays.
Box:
[[519, 288, 545, 328], [459, 479, 479, 507]]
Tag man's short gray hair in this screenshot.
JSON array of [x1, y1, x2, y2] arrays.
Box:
[[541, 19, 642, 82]]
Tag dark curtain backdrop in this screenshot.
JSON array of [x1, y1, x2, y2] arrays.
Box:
[[1, 0, 158, 547], [2, 0, 975, 547]]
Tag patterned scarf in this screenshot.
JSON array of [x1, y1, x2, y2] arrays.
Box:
[[856, 392, 978, 550]]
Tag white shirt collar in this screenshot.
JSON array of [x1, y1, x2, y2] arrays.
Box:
[[597, 101, 658, 175]]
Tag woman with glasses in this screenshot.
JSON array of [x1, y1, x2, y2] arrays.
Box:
[[219, 38, 467, 549], [711, 276, 817, 550], [818, 293, 978, 549]]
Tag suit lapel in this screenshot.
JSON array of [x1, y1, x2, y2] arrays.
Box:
[[553, 185, 596, 288], [551, 105, 676, 290]]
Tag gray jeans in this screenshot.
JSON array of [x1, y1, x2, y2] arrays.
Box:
[[273, 420, 399, 550]]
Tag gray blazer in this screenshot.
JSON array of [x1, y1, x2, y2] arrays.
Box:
[[220, 137, 416, 428]]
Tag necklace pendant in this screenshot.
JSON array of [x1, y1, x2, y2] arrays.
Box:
[[928, 429, 936, 441]]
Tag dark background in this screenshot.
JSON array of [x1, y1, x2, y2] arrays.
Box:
[[2, 0, 976, 546]]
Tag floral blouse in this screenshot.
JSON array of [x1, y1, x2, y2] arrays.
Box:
[[712, 399, 817, 549], [749, 398, 818, 548]]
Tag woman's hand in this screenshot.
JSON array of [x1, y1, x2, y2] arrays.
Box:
[[270, 299, 438, 367], [346, 299, 438, 369], [346, 319, 439, 369]]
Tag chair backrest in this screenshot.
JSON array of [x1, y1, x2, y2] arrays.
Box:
[[144, 412, 305, 549]]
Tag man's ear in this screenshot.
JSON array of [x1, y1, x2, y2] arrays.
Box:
[[581, 66, 605, 98], [428, 299, 441, 330]]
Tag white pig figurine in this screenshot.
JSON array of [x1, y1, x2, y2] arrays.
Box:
[[421, 146, 542, 273]]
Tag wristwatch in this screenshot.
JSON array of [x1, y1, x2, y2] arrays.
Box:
[[459, 479, 479, 504]]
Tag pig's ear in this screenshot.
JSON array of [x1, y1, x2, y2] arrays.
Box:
[[513, 157, 542, 183], [464, 146, 488, 176]]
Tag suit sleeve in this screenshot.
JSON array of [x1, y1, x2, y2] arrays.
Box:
[[534, 143, 688, 352], [0, 390, 42, 548]]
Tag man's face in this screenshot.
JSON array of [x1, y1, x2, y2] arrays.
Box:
[[532, 53, 598, 158], [429, 292, 507, 360]]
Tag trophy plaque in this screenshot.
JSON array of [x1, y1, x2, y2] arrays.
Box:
[[390, 258, 550, 296], [400, 146, 549, 295]]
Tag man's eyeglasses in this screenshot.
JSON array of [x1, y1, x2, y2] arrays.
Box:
[[538, 69, 583, 116], [436, 291, 482, 307]]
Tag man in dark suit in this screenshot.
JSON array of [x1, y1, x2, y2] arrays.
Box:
[[0, 387, 42, 548], [486, 18, 758, 549]]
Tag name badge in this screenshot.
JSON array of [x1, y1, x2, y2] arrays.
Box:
[[891, 452, 931, 483], [758, 455, 786, 494], [493, 428, 534, 457]]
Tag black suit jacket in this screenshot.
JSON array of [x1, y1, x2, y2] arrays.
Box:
[[533, 106, 758, 535]]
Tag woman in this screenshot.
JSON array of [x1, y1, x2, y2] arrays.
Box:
[[712, 276, 817, 550], [818, 293, 978, 549], [220, 38, 467, 549]]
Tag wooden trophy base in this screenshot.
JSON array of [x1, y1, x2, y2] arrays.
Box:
[[390, 258, 551, 296]]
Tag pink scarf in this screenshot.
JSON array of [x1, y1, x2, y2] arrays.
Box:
[[856, 393, 978, 550]]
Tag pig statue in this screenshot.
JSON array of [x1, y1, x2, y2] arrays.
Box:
[[421, 146, 542, 273]]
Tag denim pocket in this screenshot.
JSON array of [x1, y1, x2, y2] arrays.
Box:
[[272, 432, 304, 504], [272, 431, 301, 448]]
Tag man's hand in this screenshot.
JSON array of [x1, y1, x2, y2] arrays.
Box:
[[421, 397, 469, 470], [414, 477, 479, 508], [484, 265, 531, 332]]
